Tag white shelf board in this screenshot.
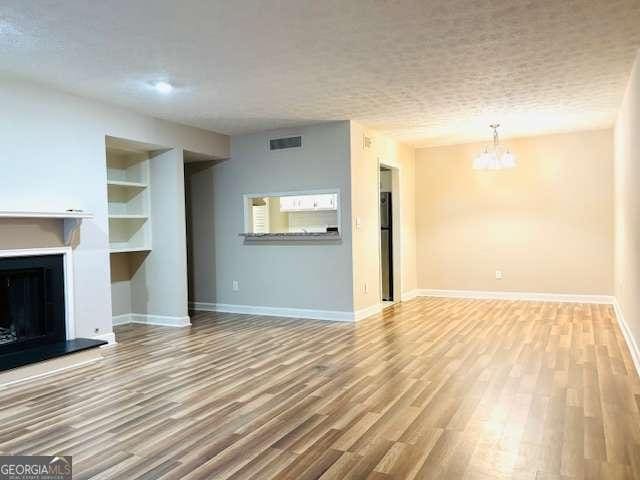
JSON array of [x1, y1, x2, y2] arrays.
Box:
[[0, 210, 93, 219], [107, 180, 148, 188], [108, 214, 149, 219], [109, 245, 152, 254]]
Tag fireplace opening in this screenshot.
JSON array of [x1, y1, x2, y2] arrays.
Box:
[[0, 254, 66, 355]]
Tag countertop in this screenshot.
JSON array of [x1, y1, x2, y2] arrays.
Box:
[[239, 232, 341, 241]]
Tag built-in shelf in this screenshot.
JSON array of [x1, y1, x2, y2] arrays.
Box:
[[108, 214, 149, 220], [0, 210, 93, 245], [107, 180, 148, 188], [109, 245, 152, 254], [106, 145, 152, 255]]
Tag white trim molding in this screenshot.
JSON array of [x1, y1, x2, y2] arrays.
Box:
[[613, 299, 640, 378], [190, 302, 357, 322], [401, 289, 419, 302], [416, 289, 614, 304], [93, 332, 117, 346], [190, 301, 387, 322], [112, 314, 133, 326], [354, 303, 383, 321], [0, 246, 76, 339], [112, 313, 191, 327]]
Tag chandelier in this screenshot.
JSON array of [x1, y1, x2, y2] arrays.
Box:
[[473, 124, 516, 170]]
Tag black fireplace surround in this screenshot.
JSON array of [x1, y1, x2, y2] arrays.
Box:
[[0, 254, 106, 373], [0, 254, 66, 355]]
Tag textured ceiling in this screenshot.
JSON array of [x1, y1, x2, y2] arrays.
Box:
[[1, 0, 640, 146]]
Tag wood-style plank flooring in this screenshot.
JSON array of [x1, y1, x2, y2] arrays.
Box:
[[1, 298, 640, 479]]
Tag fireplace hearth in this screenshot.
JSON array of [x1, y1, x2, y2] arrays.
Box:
[[0, 252, 106, 375]]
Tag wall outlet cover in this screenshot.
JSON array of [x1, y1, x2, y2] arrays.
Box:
[[232, 280, 239, 291], [495, 270, 503, 280]]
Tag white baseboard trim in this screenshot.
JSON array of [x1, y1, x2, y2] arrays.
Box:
[[190, 301, 357, 322], [112, 313, 133, 326], [415, 289, 614, 304], [112, 313, 191, 327], [354, 303, 383, 321], [401, 289, 419, 302], [613, 299, 640, 378], [93, 332, 117, 347]]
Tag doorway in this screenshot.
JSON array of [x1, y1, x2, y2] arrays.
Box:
[[380, 167, 393, 301], [379, 165, 400, 303]]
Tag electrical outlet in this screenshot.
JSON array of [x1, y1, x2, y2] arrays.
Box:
[[232, 280, 239, 291], [495, 270, 503, 280], [355, 217, 362, 230], [94, 328, 99, 334]]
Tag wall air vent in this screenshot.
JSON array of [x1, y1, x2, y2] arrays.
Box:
[[270, 136, 302, 151]]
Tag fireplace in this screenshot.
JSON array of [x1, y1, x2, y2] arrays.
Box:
[[0, 254, 66, 356]]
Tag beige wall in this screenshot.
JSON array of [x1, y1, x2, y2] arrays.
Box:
[[614, 49, 640, 353], [415, 129, 614, 295], [350, 121, 417, 310]]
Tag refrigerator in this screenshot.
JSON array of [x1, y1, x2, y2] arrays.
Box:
[[380, 192, 393, 301]]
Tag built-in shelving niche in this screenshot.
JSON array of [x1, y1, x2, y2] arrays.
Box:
[[106, 142, 152, 254], [105, 136, 165, 327]]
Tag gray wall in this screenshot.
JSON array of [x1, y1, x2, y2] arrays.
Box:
[[185, 162, 217, 304], [186, 121, 354, 312], [0, 76, 228, 337]]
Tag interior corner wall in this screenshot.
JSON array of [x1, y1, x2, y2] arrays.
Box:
[[0, 77, 229, 337], [349, 121, 417, 311], [614, 49, 640, 354], [415, 128, 614, 295], [130, 149, 189, 320], [187, 121, 354, 313]]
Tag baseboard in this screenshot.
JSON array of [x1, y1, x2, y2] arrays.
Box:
[[92, 332, 117, 346], [190, 301, 356, 322], [613, 299, 640, 378], [112, 313, 191, 327], [112, 313, 133, 326], [354, 303, 383, 321], [416, 289, 614, 304], [401, 289, 419, 302]]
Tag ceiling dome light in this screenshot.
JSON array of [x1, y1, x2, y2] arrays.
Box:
[[152, 81, 174, 94], [473, 124, 517, 171]]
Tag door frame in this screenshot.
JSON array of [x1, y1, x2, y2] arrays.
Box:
[[377, 161, 401, 303]]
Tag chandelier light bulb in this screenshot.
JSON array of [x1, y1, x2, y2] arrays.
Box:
[[472, 125, 517, 170]]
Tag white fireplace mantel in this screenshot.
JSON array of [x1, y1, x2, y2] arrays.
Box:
[[0, 210, 93, 245]]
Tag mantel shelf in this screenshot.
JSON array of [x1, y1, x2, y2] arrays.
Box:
[[0, 210, 93, 219], [0, 210, 93, 245]]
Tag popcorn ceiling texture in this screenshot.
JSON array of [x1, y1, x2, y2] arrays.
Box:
[[1, 0, 639, 146]]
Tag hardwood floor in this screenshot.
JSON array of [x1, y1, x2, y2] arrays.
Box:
[[1, 298, 639, 479]]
